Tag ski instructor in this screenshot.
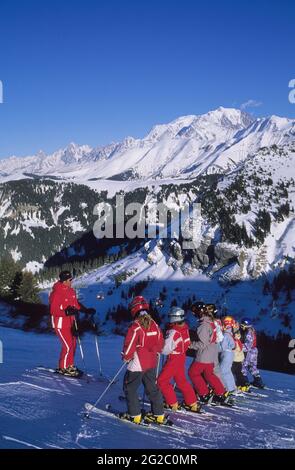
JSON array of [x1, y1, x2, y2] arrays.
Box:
[[49, 270, 95, 377]]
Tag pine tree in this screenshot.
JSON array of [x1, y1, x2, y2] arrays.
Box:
[[0, 255, 20, 297], [10, 271, 23, 299], [16, 271, 40, 303]]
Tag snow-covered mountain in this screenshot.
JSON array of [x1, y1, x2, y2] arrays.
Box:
[[1, 107, 295, 183], [0, 141, 294, 275], [1, 106, 295, 345]]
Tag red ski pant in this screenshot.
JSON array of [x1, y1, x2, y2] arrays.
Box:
[[55, 327, 76, 369], [157, 356, 197, 406], [189, 362, 225, 397]]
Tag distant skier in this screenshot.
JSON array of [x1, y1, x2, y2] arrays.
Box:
[[49, 271, 95, 377], [188, 303, 233, 406], [231, 321, 249, 391], [219, 316, 236, 394], [157, 307, 201, 413], [121, 296, 165, 425], [240, 318, 265, 389]]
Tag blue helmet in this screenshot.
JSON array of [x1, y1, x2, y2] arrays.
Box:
[[241, 317, 252, 328]]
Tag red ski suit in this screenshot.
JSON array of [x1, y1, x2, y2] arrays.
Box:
[[188, 317, 225, 397], [157, 323, 197, 406], [49, 281, 80, 369]]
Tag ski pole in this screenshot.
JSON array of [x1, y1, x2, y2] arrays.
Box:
[[85, 362, 127, 418], [74, 318, 90, 383], [156, 353, 161, 378], [92, 320, 103, 376]]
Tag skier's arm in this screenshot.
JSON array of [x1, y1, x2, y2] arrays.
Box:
[[49, 290, 64, 316], [71, 292, 82, 310], [122, 325, 139, 362], [243, 330, 253, 352], [156, 326, 164, 353], [219, 335, 226, 352]]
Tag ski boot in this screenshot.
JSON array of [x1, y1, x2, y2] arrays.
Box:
[[252, 375, 265, 389], [119, 413, 142, 424], [143, 412, 171, 426], [228, 389, 242, 396], [59, 366, 81, 377], [199, 392, 213, 405], [68, 365, 83, 376], [182, 401, 202, 413], [238, 384, 251, 393], [164, 402, 182, 412], [211, 392, 234, 407]]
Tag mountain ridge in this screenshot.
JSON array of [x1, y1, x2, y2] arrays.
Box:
[[1, 107, 294, 183]]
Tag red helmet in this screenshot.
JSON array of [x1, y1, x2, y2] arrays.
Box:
[[129, 296, 149, 317], [222, 316, 235, 329]]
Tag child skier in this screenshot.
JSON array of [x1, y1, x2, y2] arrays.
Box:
[[188, 303, 233, 406], [157, 307, 201, 413], [231, 321, 249, 391], [121, 296, 165, 424], [206, 304, 224, 382], [49, 270, 95, 377], [219, 316, 236, 394], [240, 318, 265, 389]]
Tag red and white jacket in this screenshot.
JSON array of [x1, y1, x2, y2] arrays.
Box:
[[162, 323, 191, 357], [122, 317, 164, 372], [49, 281, 80, 330]]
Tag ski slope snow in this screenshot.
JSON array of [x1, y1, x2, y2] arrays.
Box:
[[0, 326, 294, 449]]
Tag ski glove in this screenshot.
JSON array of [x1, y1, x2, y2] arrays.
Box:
[[65, 306, 79, 317]]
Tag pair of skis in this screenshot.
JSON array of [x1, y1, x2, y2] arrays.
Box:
[[36, 366, 113, 384], [84, 403, 196, 437]]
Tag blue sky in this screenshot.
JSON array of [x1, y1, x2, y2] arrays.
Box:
[[0, 0, 294, 158]]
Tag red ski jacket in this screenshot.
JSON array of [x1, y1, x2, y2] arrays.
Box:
[[49, 281, 80, 329], [122, 318, 164, 372]]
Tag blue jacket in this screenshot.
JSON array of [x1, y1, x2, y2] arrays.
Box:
[[220, 330, 235, 353]]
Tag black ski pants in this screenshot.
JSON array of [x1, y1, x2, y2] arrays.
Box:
[[123, 368, 163, 417]]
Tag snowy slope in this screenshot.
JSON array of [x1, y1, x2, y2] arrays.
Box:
[[1, 107, 294, 183], [0, 326, 294, 449], [36, 245, 295, 339]]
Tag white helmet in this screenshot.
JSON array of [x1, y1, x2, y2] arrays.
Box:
[[168, 306, 185, 323]]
